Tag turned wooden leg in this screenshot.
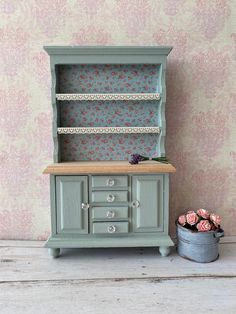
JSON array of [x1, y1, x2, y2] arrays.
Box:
[[48, 248, 60, 258], [159, 246, 171, 257]]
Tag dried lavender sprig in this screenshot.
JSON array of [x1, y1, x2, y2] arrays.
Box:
[[129, 154, 169, 165], [129, 154, 149, 165]]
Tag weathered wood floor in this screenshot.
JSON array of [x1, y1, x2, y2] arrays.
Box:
[[0, 239, 236, 314]]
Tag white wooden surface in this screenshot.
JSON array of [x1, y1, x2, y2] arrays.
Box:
[[0, 240, 236, 314]]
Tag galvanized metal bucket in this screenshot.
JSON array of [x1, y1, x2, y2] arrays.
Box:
[[176, 223, 224, 263]]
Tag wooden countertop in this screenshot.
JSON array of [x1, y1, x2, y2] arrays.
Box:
[[43, 161, 176, 175]]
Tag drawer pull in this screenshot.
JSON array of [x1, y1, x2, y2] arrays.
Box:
[[107, 194, 115, 202], [106, 178, 115, 187], [107, 225, 116, 233], [132, 200, 140, 208], [81, 202, 90, 210], [106, 210, 115, 218]]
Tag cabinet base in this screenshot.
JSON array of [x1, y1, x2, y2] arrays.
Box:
[[48, 248, 60, 258], [45, 235, 174, 256]]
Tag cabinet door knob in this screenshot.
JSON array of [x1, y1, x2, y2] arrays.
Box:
[[107, 225, 116, 233], [106, 178, 115, 187], [106, 210, 115, 218], [107, 194, 115, 202], [132, 200, 140, 208], [81, 202, 90, 210]]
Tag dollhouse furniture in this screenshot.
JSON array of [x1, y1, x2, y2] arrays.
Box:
[[43, 46, 176, 258]]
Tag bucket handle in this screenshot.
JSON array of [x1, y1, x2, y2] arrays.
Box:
[[214, 229, 224, 238]]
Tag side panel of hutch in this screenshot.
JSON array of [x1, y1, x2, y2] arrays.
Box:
[[43, 46, 176, 258]]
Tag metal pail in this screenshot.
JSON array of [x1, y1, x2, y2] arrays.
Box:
[[176, 223, 224, 263]]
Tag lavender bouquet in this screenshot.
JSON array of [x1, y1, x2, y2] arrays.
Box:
[[129, 154, 169, 165]]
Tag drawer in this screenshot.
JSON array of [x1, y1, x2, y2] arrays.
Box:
[[92, 176, 128, 188], [92, 191, 128, 203], [92, 222, 129, 234], [92, 207, 129, 220]]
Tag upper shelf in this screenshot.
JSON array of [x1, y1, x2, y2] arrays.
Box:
[[56, 93, 161, 101], [58, 126, 160, 135]]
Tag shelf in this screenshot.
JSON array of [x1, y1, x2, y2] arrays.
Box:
[[56, 93, 161, 101], [43, 161, 176, 175], [57, 127, 160, 134]]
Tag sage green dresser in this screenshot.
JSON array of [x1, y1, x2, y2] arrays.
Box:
[[43, 46, 176, 258]]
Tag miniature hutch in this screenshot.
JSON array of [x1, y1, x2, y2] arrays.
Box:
[[43, 46, 176, 258]]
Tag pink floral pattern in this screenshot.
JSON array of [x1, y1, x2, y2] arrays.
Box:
[[192, 0, 230, 39], [190, 167, 230, 209], [31, 0, 68, 38], [0, 88, 30, 138], [153, 26, 188, 59], [162, 0, 187, 16], [61, 101, 158, 127], [0, 1, 235, 239], [0, 209, 32, 240], [33, 52, 51, 97], [0, 148, 33, 197], [72, 26, 112, 45], [75, 0, 105, 16], [58, 64, 159, 93], [0, 26, 29, 76], [192, 109, 229, 159], [190, 48, 230, 98], [61, 134, 158, 161], [116, 0, 152, 37]]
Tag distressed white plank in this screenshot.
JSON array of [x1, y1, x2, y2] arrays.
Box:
[[0, 243, 236, 282], [0, 240, 45, 248], [0, 277, 236, 314]]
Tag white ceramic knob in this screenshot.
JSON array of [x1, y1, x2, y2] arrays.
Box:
[[107, 194, 115, 202], [106, 178, 115, 187], [106, 210, 115, 218], [107, 225, 116, 233], [132, 200, 140, 208], [81, 203, 89, 210]]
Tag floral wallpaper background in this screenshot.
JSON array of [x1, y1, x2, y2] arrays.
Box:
[[0, 0, 235, 239]]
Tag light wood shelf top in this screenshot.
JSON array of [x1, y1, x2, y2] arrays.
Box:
[[43, 161, 176, 175]]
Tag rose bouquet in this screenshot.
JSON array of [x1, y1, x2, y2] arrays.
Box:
[[177, 209, 222, 232]]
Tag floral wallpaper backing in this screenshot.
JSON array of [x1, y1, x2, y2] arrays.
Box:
[[0, 0, 235, 239]]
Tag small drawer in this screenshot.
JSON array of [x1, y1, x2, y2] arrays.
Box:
[[92, 207, 128, 220], [92, 222, 129, 234], [92, 191, 128, 203], [92, 176, 128, 188]]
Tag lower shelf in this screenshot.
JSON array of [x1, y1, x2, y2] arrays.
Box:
[[45, 234, 174, 249]]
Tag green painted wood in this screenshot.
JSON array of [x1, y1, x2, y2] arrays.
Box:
[[45, 234, 174, 248], [92, 206, 129, 220], [163, 174, 170, 234], [44, 45, 174, 254], [92, 175, 128, 189], [92, 222, 129, 234], [132, 175, 164, 233], [50, 175, 57, 236], [91, 190, 128, 203], [56, 176, 88, 234], [44, 46, 173, 56], [158, 62, 167, 157]]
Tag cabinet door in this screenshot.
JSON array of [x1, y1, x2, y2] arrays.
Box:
[[132, 175, 163, 233], [56, 176, 88, 234]]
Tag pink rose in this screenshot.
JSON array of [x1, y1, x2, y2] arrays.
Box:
[[187, 210, 195, 214], [197, 220, 212, 232], [186, 211, 199, 226], [178, 215, 186, 226], [197, 208, 210, 219], [210, 213, 221, 226]]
